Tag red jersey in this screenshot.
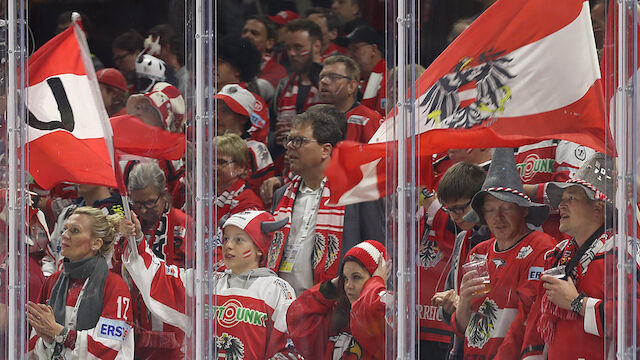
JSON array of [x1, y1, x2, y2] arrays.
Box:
[[345, 103, 384, 143], [418, 205, 456, 343], [287, 277, 387, 359], [450, 231, 555, 360], [520, 232, 640, 359], [360, 59, 386, 117], [119, 207, 189, 359], [28, 270, 134, 359]]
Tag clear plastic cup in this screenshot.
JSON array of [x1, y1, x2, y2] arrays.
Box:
[[542, 265, 567, 280], [462, 258, 491, 295]]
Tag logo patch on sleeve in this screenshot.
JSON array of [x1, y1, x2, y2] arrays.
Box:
[[96, 317, 131, 342], [528, 266, 544, 280]]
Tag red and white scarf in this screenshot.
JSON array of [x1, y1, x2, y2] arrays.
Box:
[[537, 231, 612, 344], [267, 175, 345, 283], [276, 74, 321, 127]]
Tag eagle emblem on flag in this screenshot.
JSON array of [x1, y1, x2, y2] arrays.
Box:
[[419, 49, 516, 129]]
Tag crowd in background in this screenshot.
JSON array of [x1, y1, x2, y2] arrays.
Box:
[[0, 0, 631, 359]]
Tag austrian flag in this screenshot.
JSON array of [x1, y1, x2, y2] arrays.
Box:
[[329, 0, 608, 206], [27, 21, 117, 189]]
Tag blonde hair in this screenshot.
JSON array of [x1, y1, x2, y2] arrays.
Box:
[[72, 206, 122, 257], [215, 133, 250, 170]]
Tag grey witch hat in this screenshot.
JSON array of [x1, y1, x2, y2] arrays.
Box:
[[464, 147, 550, 226], [546, 153, 614, 208]]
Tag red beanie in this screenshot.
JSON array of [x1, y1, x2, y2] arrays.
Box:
[[343, 240, 388, 275]]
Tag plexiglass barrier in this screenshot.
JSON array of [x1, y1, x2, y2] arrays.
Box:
[[0, 0, 637, 359]]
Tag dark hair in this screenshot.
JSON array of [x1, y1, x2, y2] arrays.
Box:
[[293, 104, 346, 146], [284, 19, 323, 45], [246, 15, 277, 41], [218, 36, 261, 83], [306, 7, 341, 33], [112, 30, 144, 54], [332, 254, 367, 331], [57, 11, 92, 36], [437, 162, 486, 205], [147, 24, 184, 65]]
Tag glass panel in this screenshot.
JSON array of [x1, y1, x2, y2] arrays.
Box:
[[5, 0, 637, 358]]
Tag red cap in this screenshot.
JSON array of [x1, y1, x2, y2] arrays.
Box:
[[96, 68, 128, 93], [269, 10, 301, 25], [343, 240, 388, 275]]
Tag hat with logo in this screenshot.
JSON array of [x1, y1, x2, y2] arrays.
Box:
[[269, 10, 301, 26], [546, 152, 615, 208], [343, 240, 388, 276], [214, 84, 256, 118], [464, 147, 550, 227], [222, 210, 288, 265], [96, 68, 128, 93]]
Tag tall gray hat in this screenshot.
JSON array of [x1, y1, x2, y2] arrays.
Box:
[[546, 152, 614, 208], [464, 148, 550, 226]]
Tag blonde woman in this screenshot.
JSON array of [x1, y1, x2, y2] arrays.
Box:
[[27, 207, 133, 359]]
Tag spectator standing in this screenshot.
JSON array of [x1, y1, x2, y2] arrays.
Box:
[[27, 207, 133, 359], [241, 15, 288, 97], [345, 26, 386, 116], [521, 153, 640, 359], [112, 30, 144, 92], [306, 8, 348, 60], [319, 55, 382, 143], [287, 240, 391, 359], [451, 148, 555, 359], [331, 0, 369, 36], [269, 105, 386, 296], [270, 19, 324, 174], [121, 210, 301, 359], [96, 68, 129, 117]]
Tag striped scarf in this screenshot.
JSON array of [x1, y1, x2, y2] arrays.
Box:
[[537, 231, 613, 344], [276, 74, 321, 127], [267, 175, 345, 283]]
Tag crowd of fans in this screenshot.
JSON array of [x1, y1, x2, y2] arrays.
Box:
[[0, 0, 634, 359]]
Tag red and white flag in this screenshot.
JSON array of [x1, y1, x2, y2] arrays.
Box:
[[27, 21, 117, 190], [328, 0, 609, 205]]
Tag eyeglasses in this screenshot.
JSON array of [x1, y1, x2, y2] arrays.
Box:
[[130, 194, 162, 210], [216, 158, 234, 167], [442, 200, 471, 216], [284, 135, 318, 149], [319, 73, 353, 82]]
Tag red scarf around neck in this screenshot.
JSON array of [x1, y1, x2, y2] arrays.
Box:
[[276, 74, 321, 127], [267, 175, 345, 283]]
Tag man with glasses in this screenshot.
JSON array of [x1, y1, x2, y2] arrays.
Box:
[[418, 162, 490, 360], [345, 25, 386, 116], [269, 104, 385, 296], [123, 161, 188, 360], [319, 55, 382, 143], [270, 19, 323, 176], [111, 30, 144, 92]]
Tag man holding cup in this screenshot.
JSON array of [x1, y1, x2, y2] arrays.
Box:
[[451, 148, 556, 359], [520, 153, 640, 359]]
